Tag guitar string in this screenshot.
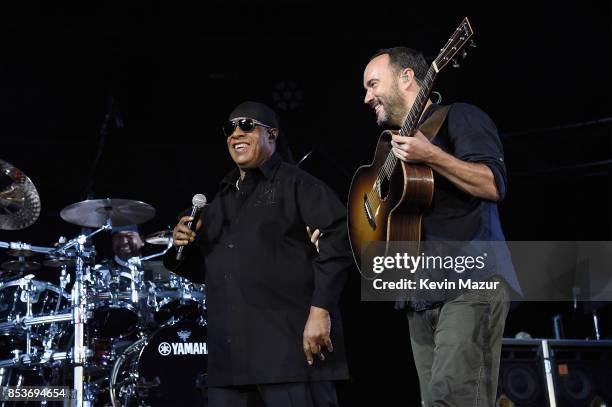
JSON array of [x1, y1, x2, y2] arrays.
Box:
[[367, 75, 429, 211], [368, 68, 436, 206]]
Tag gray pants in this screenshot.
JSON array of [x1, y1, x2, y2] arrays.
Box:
[[407, 279, 510, 407]]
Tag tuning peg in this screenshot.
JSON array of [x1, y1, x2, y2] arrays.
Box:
[[462, 50, 468, 59], [452, 59, 460, 68], [469, 40, 477, 48]]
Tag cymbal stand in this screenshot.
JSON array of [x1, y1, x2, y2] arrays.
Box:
[[139, 239, 173, 261], [53, 223, 110, 407], [73, 235, 87, 406]]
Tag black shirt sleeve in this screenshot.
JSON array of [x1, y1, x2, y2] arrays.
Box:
[[447, 103, 508, 201], [162, 244, 206, 284], [295, 175, 353, 312], [161, 208, 207, 284]]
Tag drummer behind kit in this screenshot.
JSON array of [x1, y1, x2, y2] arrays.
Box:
[[0, 161, 209, 406]]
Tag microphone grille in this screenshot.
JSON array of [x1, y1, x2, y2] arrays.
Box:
[[192, 194, 207, 208]]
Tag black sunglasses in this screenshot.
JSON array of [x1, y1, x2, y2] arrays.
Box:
[[223, 118, 271, 137]]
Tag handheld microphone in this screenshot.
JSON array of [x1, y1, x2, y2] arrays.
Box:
[[176, 193, 207, 261]]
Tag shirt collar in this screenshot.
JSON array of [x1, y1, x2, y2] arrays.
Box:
[[258, 152, 282, 179], [220, 152, 283, 189]]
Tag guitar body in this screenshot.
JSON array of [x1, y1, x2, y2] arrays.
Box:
[[347, 131, 434, 268]]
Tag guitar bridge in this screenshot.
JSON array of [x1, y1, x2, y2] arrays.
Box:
[[363, 194, 376, 230]]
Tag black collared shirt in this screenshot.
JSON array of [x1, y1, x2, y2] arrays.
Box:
[[164, 152, 352, 386], [406, 103, 521, 311]]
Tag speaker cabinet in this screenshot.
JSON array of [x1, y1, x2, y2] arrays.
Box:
[[497, 339, 550, 406], [549, 340, 612, 406], [497, 339, 612, 407]]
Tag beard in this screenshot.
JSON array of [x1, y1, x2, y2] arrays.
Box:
[[377, 81, 408, 128]]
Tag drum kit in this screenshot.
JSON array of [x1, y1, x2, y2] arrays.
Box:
[[0, 160, 207, 406]]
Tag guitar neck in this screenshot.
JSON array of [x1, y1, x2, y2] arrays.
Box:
[[398, 66, 438, 137], [380, 17, 473, 177]]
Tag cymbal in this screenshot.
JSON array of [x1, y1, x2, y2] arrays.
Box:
[[1, 260, 42, 272], [60, 198, 155, 228], [6, 248, 36, 257], [43, 256, 76, 268], [145, 230, 173, 246], [0, 159, 41, 230]]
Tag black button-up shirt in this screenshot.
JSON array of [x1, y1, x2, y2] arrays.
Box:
[[406, 103, 521, 311], [164, 152, 352, 386]]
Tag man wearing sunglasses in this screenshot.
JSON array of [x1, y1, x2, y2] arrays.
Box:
[[164, 101, 352, 406]]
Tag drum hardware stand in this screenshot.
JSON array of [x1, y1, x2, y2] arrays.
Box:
[[0, 241, 55, 256], [22, 313, 73, 326], [139, 239, 173, 262], [44, 265, 71, 349], [59, 265, 71, 305], [147, 284, 159, 310], [137, 244, 173, 311], [127, 257, 142, 305], [52, 224, 110, 407], [72, 234, 87, 407], [16, 276, 38, 362]]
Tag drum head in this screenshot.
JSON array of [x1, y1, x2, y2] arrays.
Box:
[[135, 321, 208, 406], [90, 303, 139, 339], [154, 299, 205, 325]]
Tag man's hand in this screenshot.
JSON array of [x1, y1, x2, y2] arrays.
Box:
[[392, 130, 501, 201], [390, 130, 438, 163], [303, 305, 333, 365], [306, 226, 321, 253], [172, 216, 202, 248]]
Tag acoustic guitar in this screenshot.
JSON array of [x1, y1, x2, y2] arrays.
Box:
[[347, 18, 474, 269]]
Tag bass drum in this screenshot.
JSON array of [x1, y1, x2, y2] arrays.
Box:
[[110, 320, 208, 406]]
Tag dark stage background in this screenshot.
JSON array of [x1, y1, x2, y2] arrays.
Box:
[[1, 2, 611, 405]]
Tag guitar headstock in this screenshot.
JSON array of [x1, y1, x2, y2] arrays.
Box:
[[432, 17, 474, 72]]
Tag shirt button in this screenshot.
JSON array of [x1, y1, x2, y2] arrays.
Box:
[[227, 243, 234, 249], [226, 337, 231, 344]]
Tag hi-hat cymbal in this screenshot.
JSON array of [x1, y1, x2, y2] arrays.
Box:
[[145, 230, 173, 246], [60, 198, 155, 228], [0, 159, 41, 230], [1, 260, 42, 272]]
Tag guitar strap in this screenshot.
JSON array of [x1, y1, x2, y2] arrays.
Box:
[[418, 104, 450, 142]]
